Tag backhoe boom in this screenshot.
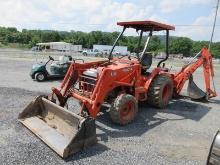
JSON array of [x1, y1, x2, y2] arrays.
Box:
[[174, 47, 217, 99]]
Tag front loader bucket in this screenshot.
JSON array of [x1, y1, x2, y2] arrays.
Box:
[[18, 96, 97, 158], [187, 75, 206, 100]]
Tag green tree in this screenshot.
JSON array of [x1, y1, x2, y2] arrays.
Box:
[[148, 36, 161, 52], [0, 26, 218, 58], [192, 41, 209, 53], [41, 31, 60, 42], [0, 27, 9, 44], [170, 37, 193, 56], [210, 42, 220, 58]]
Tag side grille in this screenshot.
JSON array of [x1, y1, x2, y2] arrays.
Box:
[[78, 74, 97, 95]]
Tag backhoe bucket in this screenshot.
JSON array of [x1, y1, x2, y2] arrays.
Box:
[[187, 75, 206, 100], [18, 96, 97, 158]]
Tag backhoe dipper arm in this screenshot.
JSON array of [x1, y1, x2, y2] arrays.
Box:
[[174, 47, 217, 98]]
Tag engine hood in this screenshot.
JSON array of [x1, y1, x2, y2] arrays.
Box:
[[82, 60, 137, 78], [83, 68, 99, 77], [32, 63, 44, 69]]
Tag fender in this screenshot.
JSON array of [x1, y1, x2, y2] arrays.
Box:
[[144, 67, 168, 93]]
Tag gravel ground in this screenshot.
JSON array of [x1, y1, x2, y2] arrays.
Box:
[[0, 54, 220, 165]]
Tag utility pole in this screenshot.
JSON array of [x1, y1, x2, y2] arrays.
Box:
[[209, 0, 219, 50]]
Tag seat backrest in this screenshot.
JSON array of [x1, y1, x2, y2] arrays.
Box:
[[59, 55, 69, 64], [141, 53, 152, 70]]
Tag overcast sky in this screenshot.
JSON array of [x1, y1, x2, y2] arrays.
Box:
[[0, 0, 219, 41]]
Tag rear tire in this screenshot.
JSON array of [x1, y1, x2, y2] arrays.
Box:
[[35, 72, 46, 82], [109, 94, 138, 125], [147, 75, 173, 108]]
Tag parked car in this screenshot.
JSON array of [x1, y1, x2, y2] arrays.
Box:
[[31, 46, 42, 52], [82, 49, 103, 57], [101, 50, 122, 57]]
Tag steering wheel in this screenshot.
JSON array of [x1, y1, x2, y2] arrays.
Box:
[[49, 56, 54, 61]]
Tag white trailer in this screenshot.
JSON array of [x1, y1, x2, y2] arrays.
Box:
[[36, 42, 82, 52], [93, 45, 128, 55]]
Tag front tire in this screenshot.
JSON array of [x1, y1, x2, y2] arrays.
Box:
[[147, 75, 173, 108], [35, 72, 46, 82], [109, 94, 138, 125]]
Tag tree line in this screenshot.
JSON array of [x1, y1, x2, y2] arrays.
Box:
[[0, 27, 219, 58]]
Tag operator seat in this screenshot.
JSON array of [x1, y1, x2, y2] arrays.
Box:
[[141, 53, 152, 71], [51, 55, 70, 68]]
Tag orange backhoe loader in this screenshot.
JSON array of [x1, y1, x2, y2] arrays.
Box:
[[18, 20, 217, 158]]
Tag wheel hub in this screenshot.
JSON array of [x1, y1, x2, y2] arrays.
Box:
[[38, 74, 44, 81], [162, 84, 171, 105], [120, 101, 134, 121]]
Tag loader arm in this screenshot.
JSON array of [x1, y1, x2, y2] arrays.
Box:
[[60, 60, 109, 95], [174, 47, 217, 99], [51, 60, 108, 106]]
